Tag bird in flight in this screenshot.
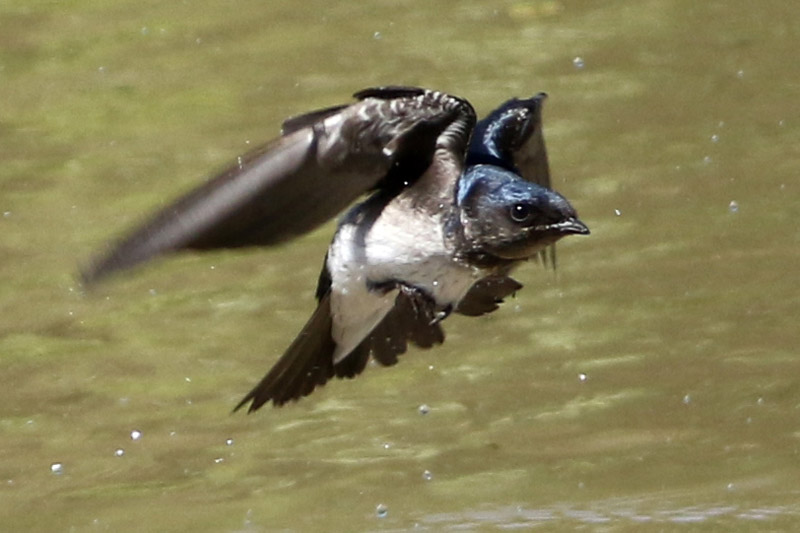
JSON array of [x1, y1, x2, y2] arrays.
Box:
[[81, 87, 589, 412]]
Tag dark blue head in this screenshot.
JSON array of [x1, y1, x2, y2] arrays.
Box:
[[456, 164, 589, 260]]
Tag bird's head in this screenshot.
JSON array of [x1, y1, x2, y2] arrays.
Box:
[[456, 165, 589, 262]]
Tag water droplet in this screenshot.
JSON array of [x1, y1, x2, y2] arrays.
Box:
[[418, 404, 430, 415], [578, 373, 588, 382], [114, 448, 125, 457], [422, 470, 433, 481], [572, 56, 585, 69], [710, 134, 719, 143], [728, 200, 739, 213], [130, 430, 142, 441], [682, 394, 691, 405], [50, 462, 63, 475], [376, 503, 388, 518], [225, 438, 234, 446]]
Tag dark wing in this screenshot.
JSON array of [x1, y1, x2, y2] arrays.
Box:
[[466, 93, 556, 267], [234, 285, 443, 411], [466, 92, 550, 188], [81, 87, 475, 283]]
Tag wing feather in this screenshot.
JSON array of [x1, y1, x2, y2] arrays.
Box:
[[82, 87, 475, 283]]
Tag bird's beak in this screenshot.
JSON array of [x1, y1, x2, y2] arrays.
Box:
[[556, 217, 590, 236]]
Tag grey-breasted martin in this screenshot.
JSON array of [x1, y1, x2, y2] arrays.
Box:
[[81, 87, 589, 412]]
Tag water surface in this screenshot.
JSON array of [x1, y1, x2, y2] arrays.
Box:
[[1, 0, 798, 531]]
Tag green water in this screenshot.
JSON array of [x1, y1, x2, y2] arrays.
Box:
[[1, 0, 798, 531]]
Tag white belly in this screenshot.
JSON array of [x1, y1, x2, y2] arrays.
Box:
[[326, 205, 479, 363]]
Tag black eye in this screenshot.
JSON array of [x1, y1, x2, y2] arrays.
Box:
[[509, 203, 532, 223]]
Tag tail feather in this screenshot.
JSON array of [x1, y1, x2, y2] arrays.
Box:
[[235, 283, 446, 412], [234, 292, 336, 411]]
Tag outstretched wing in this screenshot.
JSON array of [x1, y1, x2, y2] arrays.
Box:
[[81, 87, 475, 283], [466, 93, 557, 266]]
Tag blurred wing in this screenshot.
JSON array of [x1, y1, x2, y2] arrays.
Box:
[[466, 93, 556, 266], [82, 87, 475, 283]]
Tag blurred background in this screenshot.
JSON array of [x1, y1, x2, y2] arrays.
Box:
[[1, 0, 798, 530]]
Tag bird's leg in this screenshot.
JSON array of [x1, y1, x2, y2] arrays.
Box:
[[396, 284, 451, 325]]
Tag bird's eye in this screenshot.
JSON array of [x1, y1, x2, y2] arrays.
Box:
[[509, 203, 532, 223]]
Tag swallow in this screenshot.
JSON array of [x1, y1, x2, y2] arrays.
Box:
[[81, 87, 589, 412]]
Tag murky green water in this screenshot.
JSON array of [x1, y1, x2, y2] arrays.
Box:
[[2, 0, 799, 531]]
